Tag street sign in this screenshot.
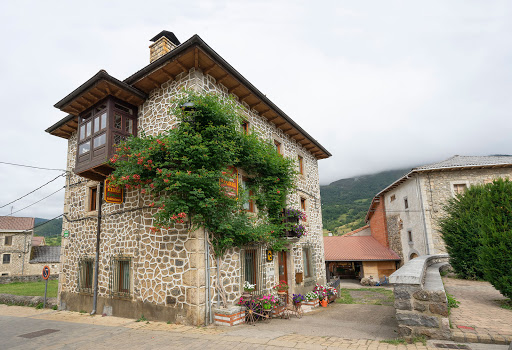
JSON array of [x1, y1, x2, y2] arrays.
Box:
[[42, 266, 50, 280], [42, 265, 50, 309], [63, 230, 69, 238]]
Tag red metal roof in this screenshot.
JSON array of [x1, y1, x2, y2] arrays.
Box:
[[324, 235, 400, 261], [0, 216, 34, 231]]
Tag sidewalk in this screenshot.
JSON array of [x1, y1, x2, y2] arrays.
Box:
[[443, 277, 512, 345]]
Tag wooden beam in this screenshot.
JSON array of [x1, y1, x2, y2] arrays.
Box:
[[176, 60, 188, 73], [203, 64, 216, 75], [146, 76, 161, 88], [274, 121, 288, 127], [288, 131, 300, 137], [73, 100, 87, 109], [239, 93, 251, 103], [66, 106, 80, 114], [267, 115, 279, 122], [281, 126, 293, 132], [125, 95, 135, 103], [259, 108, 271, 116], [249, 101, 263, 109], [217, 73, 229, 84], [194, 48, 199, 69], [161, 67, 175, 80], [228, 83, 241, 93], [81, 95, 94, 104], [88, 91, 102, 100]]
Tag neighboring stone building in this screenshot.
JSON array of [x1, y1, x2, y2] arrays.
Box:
[[0, 216, 34, 276], [31, 236, 46, 247], [365, 155, 512, 264], [46, 31, 331, 325]]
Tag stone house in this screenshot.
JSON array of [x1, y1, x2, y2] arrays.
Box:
[[46, 31, 331, 325], [365, 155, 512, 264], [0, 216, 34, 276]]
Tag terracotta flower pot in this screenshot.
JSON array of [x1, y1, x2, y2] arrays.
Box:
[[320, 299, 328, 307]]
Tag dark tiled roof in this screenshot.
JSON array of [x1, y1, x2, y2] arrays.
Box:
[[323, 236, 400, 261], [0, 216, 34, 231], [29, 246, 61, 263]]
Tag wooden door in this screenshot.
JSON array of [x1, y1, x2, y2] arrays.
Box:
[[278, 251, 287, 284]]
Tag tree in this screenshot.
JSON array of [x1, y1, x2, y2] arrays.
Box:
[[439, 178, 512, 299]]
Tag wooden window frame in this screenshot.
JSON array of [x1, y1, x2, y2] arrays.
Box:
[[404, 197, 409, 210], [241, 121, 249, 134], [2, 254, 11, 264], [111, 257, 132, 299], [274, 140, 281, 155], [78, 258, 94, 294], [453, 183, 467, 196], [300, 197, 306, 212], [242, 177, 255, 213], [298, 155, 304, 175], [303, 247, 312, 278], [390, 194, 396, 202], [88, 186, 98, 212], [4, 236, 12, 246]]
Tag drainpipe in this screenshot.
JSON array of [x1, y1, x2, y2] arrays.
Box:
[[416, 175, 430, 255], [216, 256, 220, 308], [204, 228, 211, 325], [91, 182, 104, 315], [21, 232, 28, 275]]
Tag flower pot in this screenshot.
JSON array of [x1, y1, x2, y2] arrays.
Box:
[[242, 291, 252, 302], [320, 299, 328, 307]]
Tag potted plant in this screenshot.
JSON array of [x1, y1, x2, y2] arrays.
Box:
[[313, 284, 328, 307], [242, 281, 256, 301], [304, 291, 319, 307], [292, 293, 305, 306], [273, 280, 289, 293], [327, 287, 338, 303]]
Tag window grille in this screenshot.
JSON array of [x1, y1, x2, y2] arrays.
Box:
[[241, 247, 266, 296], [78, 258, 94, 294], [2, 254, 10, 264], [110, 257, 132, 298]]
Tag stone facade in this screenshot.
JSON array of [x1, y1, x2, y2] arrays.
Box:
[[58, 66, 326, 324], [0, 232, 32, 276], [383, 166, 512, 261]]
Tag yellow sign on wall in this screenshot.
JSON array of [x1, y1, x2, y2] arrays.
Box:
[[104, 180, 124, 204], [220, 166, 238, 197]]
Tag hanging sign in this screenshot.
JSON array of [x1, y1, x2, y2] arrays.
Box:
[[266, 249, 273, 262], [104, 179, 124, 204], [219, 166, 238, 197]]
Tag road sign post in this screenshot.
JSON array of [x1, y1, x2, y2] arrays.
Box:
[[42, 266, 50, 309]]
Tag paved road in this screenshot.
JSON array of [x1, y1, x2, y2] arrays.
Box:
[[0, 304, 508, 350]]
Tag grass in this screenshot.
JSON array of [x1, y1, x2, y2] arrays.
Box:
[[136, 315, 147, 322], [411, 335, 427, 346], [446, 293, 460, 309], [0, 280, 58, 298], [336, 288, 394, 305], [496, 299, 512, 310], [380, 336, 426, 346]]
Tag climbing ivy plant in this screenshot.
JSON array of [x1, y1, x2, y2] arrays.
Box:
[[108, 91, 298, 256]]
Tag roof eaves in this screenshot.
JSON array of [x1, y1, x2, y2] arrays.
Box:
[[124, 35, 332, 159]]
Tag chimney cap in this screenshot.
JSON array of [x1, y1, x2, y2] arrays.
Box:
[[150, 31, 180, 46]]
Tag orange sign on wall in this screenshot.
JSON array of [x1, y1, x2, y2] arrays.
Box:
[[104, 180, 124, 203], [220, 166, 238, 197]]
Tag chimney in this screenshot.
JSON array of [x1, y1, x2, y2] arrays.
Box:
[[149, 31, 180, 63]]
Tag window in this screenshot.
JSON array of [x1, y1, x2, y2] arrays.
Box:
[[404, 197, 409, 209], [1, 273, 8, 276], [300, 197, 306, 212], [2, 254, 10, 264], [298, 155, 304, 175], [408, 230, 413, 243], [88, 186, 98, 211], [453, 183, 467, 195], [241, 178, 254, 212], [243, 249, 257, 286], [241, 121, 249, 134], [274, 140, 281, 154], [390, 195, 396, 202], [303, 247, 312, 278], [78, 258, 94, 294], [4, 236, 12, 246], [111, 258, 131, 298]]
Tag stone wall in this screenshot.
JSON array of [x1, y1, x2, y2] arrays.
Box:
[[390, 254, 451, 340], [0, 274, 59, 284], [386, 215, 404, 264], [419, 168, 512, 254], [59, 67, 326, 325]]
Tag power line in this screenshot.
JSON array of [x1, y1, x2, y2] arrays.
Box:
[[0, 174, 65, 209], [8, 187, 65, 216], [0, 161, 66, 172]]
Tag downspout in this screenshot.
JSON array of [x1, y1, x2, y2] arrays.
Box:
[[21, 232, 28, 275], [91, 182, 104, 315], [216, 256, 220, 308], [416, 175, 430, 255], [204, 228, 211, 325]]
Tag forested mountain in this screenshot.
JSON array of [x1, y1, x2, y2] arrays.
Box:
[[34, 217, 62, 237], [320, 168, 410, 234]]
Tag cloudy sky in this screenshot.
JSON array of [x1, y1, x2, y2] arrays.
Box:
[[0, 1, 511, 219]]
